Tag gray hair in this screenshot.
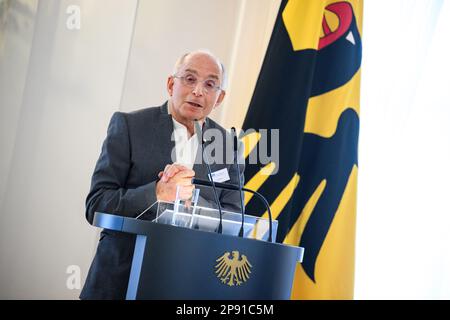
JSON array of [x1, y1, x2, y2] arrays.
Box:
[[172, 49, 227, 90]]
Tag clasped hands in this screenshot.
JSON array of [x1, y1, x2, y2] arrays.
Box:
[[155, 163, 195, 202]]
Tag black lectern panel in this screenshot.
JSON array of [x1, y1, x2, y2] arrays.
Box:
[[93, 212, 304, 300]]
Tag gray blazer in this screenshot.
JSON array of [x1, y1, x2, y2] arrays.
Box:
[[80, 102, 244, 299]]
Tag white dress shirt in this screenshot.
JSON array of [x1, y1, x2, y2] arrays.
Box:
[[171, 116, 199, 170]]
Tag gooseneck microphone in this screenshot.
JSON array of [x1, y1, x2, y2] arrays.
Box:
[[231, 127, 245, 238], [191, 178, 274, 243], [194, 120, 223, 234]]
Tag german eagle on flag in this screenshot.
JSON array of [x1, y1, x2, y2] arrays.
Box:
[[241, 0, 363, 299]]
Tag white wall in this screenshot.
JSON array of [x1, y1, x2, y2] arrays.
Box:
[[355, 0, 450, 299], [0, 0, 279, 299], [0, 0, 140, 299]]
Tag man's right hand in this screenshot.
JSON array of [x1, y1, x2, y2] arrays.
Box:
[[155, 164, 195, 202]]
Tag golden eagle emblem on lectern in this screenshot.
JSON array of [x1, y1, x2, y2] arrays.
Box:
[[214, 251, 252, 286]]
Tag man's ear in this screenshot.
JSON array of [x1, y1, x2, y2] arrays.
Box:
[[214, 90, 226, 108], [167, 76, 174, 96]]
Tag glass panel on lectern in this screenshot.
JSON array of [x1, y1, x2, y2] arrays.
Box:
[[152, 200, 278, 242]]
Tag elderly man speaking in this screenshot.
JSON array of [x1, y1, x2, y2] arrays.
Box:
[[80, 50, 244, 300]]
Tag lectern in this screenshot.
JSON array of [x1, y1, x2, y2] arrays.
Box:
[[93, 200, 304, 299]]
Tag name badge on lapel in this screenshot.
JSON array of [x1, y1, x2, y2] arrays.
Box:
[[208, 168, 230, 183]]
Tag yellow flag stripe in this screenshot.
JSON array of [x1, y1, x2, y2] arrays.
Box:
[[304, 71, 361, 137], [282, 0, 327, 51], [283, 179, 327, 246], [261, 173, 300, 221], [291, 166, 358, 299], [250, 173, 300, 240], [241, 131, 261, 159], [243, 162, 276, 205]]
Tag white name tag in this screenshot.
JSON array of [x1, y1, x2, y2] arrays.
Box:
[[209, 168, 230, 183]]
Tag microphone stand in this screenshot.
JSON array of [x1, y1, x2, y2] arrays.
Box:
[[191, 178, 273, 243], [194, 120, 223, 234], [231, 127, 245, 238]]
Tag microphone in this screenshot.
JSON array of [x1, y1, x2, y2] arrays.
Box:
[[231, 127, 245, 237], [194, 119, 223, 234], [191, 178, 273, 243]]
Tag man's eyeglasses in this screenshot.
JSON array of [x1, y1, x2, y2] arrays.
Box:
[[173, 74, 222, 94]]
